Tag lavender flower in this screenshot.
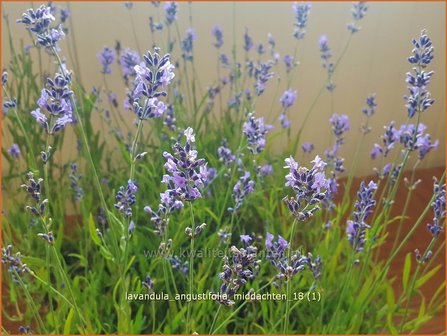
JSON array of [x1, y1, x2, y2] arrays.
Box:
[[283, 156, 329, 221], [149, 16, 163, 33], [128, 48, 174, 120], [257, 164, 273, 177], [228, 172, 255, 213], [266, 233, 321, 286], [212, 25, 224, 49], [97, 47, 115, 75], [218, 227, 232, 245], [2, 245, 31, 279], [142, 275, 154, 291], [427, 178, 445, 237], [243, 27, 254, 52], [164, 2, 177, 26], [243, 113, 273, 154], [218, 139, 235, 165], [347, 2, 368, 33], [405, 30, 435, 118], [119, 48, 140, 78], [362, 94, 377, 117], [17, 5, 65, 50], [114, 180, 138, 217], [60, 8, 70, 23], [346, 181, 378, 252], [253, 61, 275, 96], [370, 144, 382, 160], [163, 104, 177, 131], [292, 2, 312, 39], [319, 35, 335, 90], [18, 326, 31, 335], [69, 163, 84, 201], [181, 28, 196, 61], [329, 113, 350, 141], [416, 133, 438, 161], [32, 72, 73, 134], [167, 255, 188, 274], [284, 54, 295, 73], [280, 89, 297, 109], [145, 128, 206, 235], [301, 142, 314, 154], [279, 113, 291, 129], [398, 123, 438, 157], [2, 69, 8, 86], [216, 242, 260, 306], [124, 2, 133, 10], [8, 144, 20, 158]]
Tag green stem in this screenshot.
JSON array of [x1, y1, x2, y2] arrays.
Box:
[[283, 219, 297, 333], [186, 203, 196, 334]]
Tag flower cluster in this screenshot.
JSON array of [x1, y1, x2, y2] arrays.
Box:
[[319, 35, 335, 91], [329, 113, 350, 142], [212, 25, 224, 49], [301, 142, 314, 154], [8, 144, 21, 158], [218, 139, 235, 166], [405, 30, 434, 118], [279, 89, 297, 128], [114, 180, 138, 218], [283, 156, 329, 221], [347, 2, 368, 33], [97, 47, 115, 75], [127, 48, 175, 120], [21, 172, 48, 217], [119, 48, 140, 79], [427, 178, 445, 237], [17, 5, 65, 51], [292, 2, 312, 40], [253, 61, 275, 96], [69, 163, 84, 201], [244, 27, 254, 52], [181, 28, 196, 61], [145, 128, 207, 236], [243, 113, 273, 154], [216, 238, 261, 306], [164, 2, 177, 26], [228, 171, 255, 213], [31, 72, 74, 134], [265, 233, 321, 287], [1, 245, 31, 279], [346, 181, 378, 252]]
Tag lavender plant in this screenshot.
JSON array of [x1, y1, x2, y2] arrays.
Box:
[[2, 2, 444, 335]]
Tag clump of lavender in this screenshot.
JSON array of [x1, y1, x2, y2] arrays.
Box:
[[1, 245, 31, 279], [283, 155, 329, 221], [97, 47, 115, 75], [69, 163, 84, 201], [292, 2, 312, 39], [17, 5, 65, 51], [398, 123, 438, 160], [279, 89, 297, 129], [127, 48, 175, 120], [346, 181, 378, 252], [8, 144, 20, 158], [114, 180, 138, 218], [347, 2, 368, 33], [31, 72, 73, 134], [164, 2, 178, 26], [145, 127, 207, 236], [212, 25, 224, 49], [181, 28, 196, 61], [228, 171, 255, 213], [426, 178, 445, 237], [216, 237, 261, 306], [265, 233, 321, 287], [319, 35, 335, 91], [405, 30, 434, 118], [243, 113, 273, 154]]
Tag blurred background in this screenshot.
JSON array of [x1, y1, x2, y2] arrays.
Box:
[[2, 1, 445, 176]]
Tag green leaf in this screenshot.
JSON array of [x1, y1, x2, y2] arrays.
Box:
[[402, 252, 411, 292], [88, 214, 101, 246], [415, 265, 442, 289], [386, 284, 395, 311], [63, 308, 75, 335], [100, 246, 114, 261]]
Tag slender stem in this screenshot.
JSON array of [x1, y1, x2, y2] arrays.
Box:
[[283, 219, 297, 333], [186, 203, 196, 334]]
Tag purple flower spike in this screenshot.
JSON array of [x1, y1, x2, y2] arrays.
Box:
[[212, 25, 224, 49], [243, 113, 273, 154], [280, 89, 297, 109], [97, 47, 115, 75], [8, 144, 21, 158]]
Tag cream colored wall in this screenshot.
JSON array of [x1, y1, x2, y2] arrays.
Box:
[[2, 1, 445, 177]]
